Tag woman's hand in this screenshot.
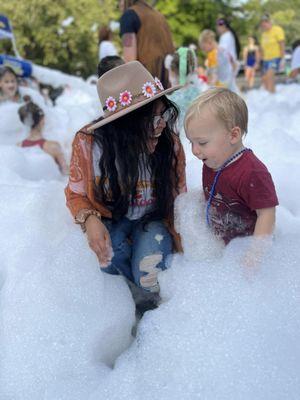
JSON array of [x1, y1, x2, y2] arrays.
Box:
[[85, 215, 113, 267]]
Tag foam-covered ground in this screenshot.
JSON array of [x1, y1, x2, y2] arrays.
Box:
[[0, 67, 299, 399]]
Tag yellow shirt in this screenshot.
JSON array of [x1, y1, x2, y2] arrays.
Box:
[[261, 25, 285, 60], [207, 48, 218, 68], [206, 48, 229, 88]]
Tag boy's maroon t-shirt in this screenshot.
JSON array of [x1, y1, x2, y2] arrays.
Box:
[[203, 150, 279, 244]]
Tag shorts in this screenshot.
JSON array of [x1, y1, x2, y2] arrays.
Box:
[[262, 58, 281, 73]]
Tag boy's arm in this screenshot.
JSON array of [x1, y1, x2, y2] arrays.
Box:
[[242, 208, 276, 273], [254, 207, 276, 236]]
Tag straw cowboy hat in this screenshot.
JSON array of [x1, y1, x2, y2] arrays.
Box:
[[88, 61, 182, 131]]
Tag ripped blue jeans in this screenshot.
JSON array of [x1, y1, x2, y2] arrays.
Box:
[[101, 217, 172, 292]]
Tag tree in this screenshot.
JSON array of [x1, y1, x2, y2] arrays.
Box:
[[156, 0, 234, 47], [0, 0, 118, 77]]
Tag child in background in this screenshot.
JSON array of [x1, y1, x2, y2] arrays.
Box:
[[97, 55, 125, 78], [18, 100, 68, 175], [243, 36, 260, 89], [184, 88, 278, 252], [199, 30, 238, 93], [0, 66, 22, 104], [166, 47, 204, 130]]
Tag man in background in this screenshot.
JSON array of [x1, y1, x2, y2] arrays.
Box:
[[119, 0, 174, 88], [260, 14, 285, 93]]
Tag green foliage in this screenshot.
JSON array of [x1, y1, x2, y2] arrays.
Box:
[[156, 0, 233, 47], [156, 0, 299, 57], [263, 0, 300, 46], [0, 0, 299, 76], [0, 0, 118, 77], [240, 0, 300, 47]]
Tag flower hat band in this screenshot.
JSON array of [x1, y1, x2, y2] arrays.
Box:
[[88, 61, 182, 131], [103, 77, 164, 114]]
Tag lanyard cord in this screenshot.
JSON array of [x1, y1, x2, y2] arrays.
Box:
[[206, 148, 250, 226]]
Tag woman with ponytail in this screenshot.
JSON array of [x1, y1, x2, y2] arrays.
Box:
[[216, 17, 241, 81]]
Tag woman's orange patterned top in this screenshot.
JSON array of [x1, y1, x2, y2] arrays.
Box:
[[65, 125, 187, 250]]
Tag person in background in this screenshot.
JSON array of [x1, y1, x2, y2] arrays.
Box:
[[199, 30, 238, 93], [97, 55, 125, 77], [260, 14, 285, 93], [119, 0, 174, 88], [289, 39, 300, 80], [98, 26, 118, 61], [165, 47, 203, 130], [243, 36, 260, 89], [0, 66, 22, 104], [216, 17, 241, 74], [18, 99, 69, 175]]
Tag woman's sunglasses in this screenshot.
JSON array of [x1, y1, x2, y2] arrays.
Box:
[[153, 108, 173, 129]]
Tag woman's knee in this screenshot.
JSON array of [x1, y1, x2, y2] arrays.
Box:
[[137, 252, 163, 292]]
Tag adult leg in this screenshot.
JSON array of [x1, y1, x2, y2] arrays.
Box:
[[130, 220, 173, 292], [261, 61, 268, 89], [101, 217, 134, 282], [265, 68, 275, 93]]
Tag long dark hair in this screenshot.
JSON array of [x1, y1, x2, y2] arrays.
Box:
[[217, 18, 241, 58], [92, 96, 179, 222], [18, 99, 44, 129], [98, 26, 111, 44]]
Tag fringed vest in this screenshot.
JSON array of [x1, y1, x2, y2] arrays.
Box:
[[130, 1, 174, 88]]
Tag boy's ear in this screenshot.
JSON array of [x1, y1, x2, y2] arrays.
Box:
[[230, 126, 242, 143]]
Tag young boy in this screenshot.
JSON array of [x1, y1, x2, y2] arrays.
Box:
[[199, 29, 238, 93], [184, 87, 278, 245]]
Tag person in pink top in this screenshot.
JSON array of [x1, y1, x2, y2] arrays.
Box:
[[18, 100, 68, 175], [184, 88, 278, 266]]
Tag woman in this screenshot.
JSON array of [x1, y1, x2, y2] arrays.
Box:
[[18, 100, 68, 175], [65, 61, 186, 294], [243, 36, 260, 89], [216, 18, 241, 93], [216, 18, 241, 70]]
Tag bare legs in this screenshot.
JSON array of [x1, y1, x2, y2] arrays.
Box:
[[262, 68, 276, 93]]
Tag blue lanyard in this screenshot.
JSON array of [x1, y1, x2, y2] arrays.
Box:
[[206, 148, 250, 226]]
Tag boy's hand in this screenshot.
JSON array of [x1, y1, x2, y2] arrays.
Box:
[[85, 215, 113, 268], [240, 248, 262, 281], [240, 235, 273, 281]]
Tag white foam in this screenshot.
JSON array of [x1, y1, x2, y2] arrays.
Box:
[[1, 70, 300, 399]]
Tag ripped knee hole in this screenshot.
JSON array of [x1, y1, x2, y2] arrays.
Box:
[[139, 254, 162, 289]]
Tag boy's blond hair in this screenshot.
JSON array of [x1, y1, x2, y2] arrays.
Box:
[[199, 29, 216, 45], [184, 87, 248, 135]]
